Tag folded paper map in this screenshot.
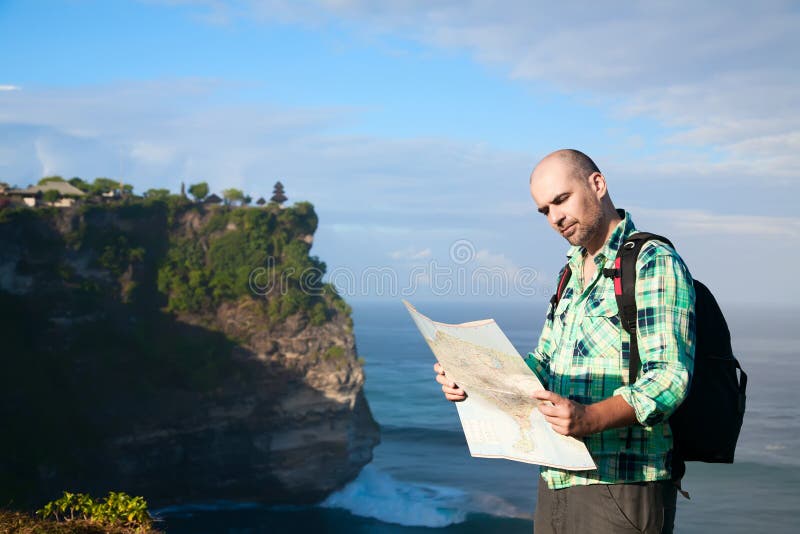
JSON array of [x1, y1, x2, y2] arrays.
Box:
[[404, 300, 596, 471]]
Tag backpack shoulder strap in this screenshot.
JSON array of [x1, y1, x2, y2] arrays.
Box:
[[548, 263, 572, 320], [551, 263, 572, 305], [610, 232, 674, 384]]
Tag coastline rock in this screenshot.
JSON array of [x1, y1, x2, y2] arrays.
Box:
[[0, 201, 380, 508]]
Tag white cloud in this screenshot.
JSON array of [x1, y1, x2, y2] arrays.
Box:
[[632, 206, 800, 241], [0, 85, 21, 91], [0, 79, 544, 219], [172, 0, 799, 183], [130, 142, 177, 166], [4, 1, 799, 304], [34, 138, 58, 178]]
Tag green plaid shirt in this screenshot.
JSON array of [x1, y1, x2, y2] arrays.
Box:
[[525, 210, 696, 489]]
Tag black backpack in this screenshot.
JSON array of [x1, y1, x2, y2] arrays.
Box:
[[551, 232, 747, 465]]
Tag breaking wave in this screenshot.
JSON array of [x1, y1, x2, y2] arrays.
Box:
[[321, 465, 468, 527]]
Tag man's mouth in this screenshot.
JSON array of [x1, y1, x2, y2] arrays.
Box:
[[560, 223, 576, 237]]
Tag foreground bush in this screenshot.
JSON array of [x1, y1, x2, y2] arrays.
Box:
[[0, 490, 165, 533], [0, 509, 163, 533]]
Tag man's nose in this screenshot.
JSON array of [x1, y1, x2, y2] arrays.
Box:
[[548, 207, 565, 227]]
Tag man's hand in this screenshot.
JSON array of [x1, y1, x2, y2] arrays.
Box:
[[533, 389, 596, 438], [532, 390, 638, 438], [434, 362, 467, 402]]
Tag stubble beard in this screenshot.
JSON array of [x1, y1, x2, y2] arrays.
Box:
[[565, 205, 604, 248], [567, 221, 600, 246]]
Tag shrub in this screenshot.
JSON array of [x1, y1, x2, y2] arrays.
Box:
[[323, 345, 346, 361], [36, 490, 153, 530], [309, 302, 328, 326], [188, 182, 209, 202]]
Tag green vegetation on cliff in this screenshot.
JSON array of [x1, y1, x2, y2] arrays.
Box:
[[155, 200, 337, 325], [0, 197, 358, 508]]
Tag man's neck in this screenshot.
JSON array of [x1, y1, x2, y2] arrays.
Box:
[[584, 210, 623, 258]]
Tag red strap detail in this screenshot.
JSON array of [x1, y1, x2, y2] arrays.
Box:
[[614, 256, 622, 295], [557, 269, 570, 296]]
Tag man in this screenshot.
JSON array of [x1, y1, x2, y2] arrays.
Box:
[[434, 149, 695, 533]]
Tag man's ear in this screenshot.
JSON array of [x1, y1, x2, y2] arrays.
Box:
[[589, 172, 607, 199]]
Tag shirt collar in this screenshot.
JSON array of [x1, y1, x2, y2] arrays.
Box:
[[566, 209, 637, 265]]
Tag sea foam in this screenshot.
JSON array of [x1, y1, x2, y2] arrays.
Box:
[[321, 465, 468, 527]]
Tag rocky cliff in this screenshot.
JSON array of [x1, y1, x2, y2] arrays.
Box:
[[0, 199, 379, 508]]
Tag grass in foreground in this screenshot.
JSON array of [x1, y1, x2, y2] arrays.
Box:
[[0, 509, 164, 533]]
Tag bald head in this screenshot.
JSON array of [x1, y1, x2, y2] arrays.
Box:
[[529, 149, 600, 186], [528, 148, 619, 253]]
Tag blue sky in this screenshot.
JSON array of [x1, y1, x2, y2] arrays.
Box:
[[1, 0, 799, 305]]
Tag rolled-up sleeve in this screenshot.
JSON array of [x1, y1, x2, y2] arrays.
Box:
[[614, 247, 696, 427]]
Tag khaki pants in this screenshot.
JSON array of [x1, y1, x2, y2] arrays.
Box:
[[534, 477, 677, 534]]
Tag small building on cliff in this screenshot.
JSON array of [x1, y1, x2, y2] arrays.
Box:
[[4, 181, 87, 208], [204, 193, 223, 205]]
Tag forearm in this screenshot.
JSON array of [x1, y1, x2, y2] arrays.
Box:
[[585, 395, 638, 434], [534, 390, 637, 438]]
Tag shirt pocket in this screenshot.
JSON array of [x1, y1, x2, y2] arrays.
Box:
[[551, 287, 573, 347], [575, 292, 621, 366]]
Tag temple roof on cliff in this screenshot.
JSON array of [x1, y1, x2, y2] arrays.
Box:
[[205, 193, 222, 204], [7, 182, 86, 197]]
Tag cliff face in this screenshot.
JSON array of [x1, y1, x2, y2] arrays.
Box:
[[0, 200, 379, 507]]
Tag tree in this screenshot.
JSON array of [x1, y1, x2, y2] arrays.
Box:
[[271, 181, 287, 205], [38, 175, 65, 185], [144, 188, 171, 200], [222, 188, 244, 205], [43, 189, 60, 204], [188, 182, 209, 202], [90, 177, 119, 195], [242, 195, 252, 206], [256, 197, 266, 206], [68, 177, 91, 192]]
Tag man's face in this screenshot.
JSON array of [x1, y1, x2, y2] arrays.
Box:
[[529, 164, 603, 248]]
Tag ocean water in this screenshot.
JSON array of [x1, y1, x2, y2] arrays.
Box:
[[156, 300, 800, 533]]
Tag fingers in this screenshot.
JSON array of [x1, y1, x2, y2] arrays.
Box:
[[540, 411, 571, 435], [532, 389, 563, 403], [538, 402, 570, 435], [442, 384, 467, 402], [544, 419, 569, 435], [435, 372, 455, 387], [537, 403, 564, 417], [433, 362, 466, 401], [436, 374, 467, 401], [440, 383, 463, 395], [434, 364, 457, 388]]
